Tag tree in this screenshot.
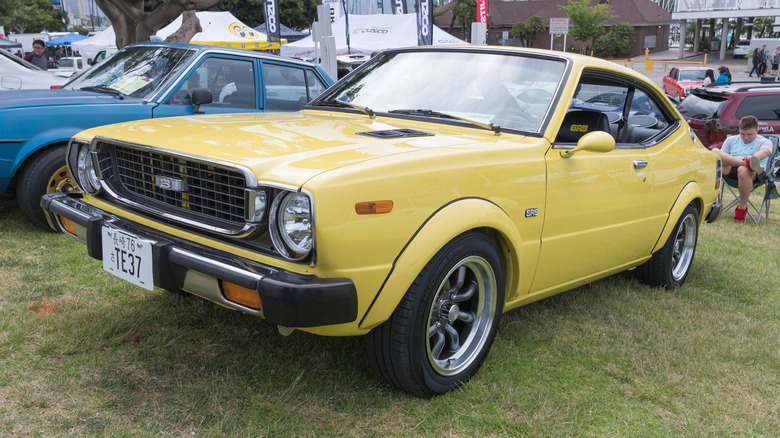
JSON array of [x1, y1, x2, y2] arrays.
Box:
[[211, 0, 320, 31], [510, 16, 544, 48], [452, 0, 476, 41], [1, 0, 65, 34], [95, 0, 222, 49], [558, 0, 614, 51], [594, 22, 635, 57], [753, 17, 775, 38]]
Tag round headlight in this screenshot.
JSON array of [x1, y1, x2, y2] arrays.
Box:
[[77, 145, 100, 194], [270, 192, 313, 260]]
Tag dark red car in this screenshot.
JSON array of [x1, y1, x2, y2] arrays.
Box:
[[677, 83, 780, 149]]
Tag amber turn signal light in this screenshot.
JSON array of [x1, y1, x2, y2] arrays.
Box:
[[355, 200, 393, 215], [59, 217, 77, 236], [221, 281, 262, 310]]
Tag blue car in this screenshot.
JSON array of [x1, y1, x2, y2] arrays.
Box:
[[0, 42, 333, 229]]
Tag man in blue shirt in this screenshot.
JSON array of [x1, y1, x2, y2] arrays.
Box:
[[713, 116, 773, 222]]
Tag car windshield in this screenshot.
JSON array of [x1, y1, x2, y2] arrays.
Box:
[[677, 93, 726, 120], [63, 45, 195, 99], [312, 50, 567, 133], [679, 70, 707, 81]]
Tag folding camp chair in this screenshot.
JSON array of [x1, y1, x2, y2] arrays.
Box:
[[718, 135, 780, 223]]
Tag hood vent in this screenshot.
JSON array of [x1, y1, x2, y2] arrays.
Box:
[[356, 129, 434, 139]]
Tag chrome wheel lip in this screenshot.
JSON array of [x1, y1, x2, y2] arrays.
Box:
[[425, 255, 497, 376], [671, 213, 696, 281]]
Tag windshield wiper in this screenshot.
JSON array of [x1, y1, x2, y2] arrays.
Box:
[[388, 109, 501, 135], [310, 99, 375, 118], [79, 85, 126, 99]]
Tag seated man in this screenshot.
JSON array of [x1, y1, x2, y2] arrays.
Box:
[[712, 115, 773, 222]]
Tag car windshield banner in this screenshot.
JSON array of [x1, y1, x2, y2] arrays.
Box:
[[417, 0, 433, 45], [262, 0, 281, 43]]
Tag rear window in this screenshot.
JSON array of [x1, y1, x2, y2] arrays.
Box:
[[735, 95, 780, 120], [677, 93, 726, 120]]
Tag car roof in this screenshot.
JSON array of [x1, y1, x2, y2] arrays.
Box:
[[690, 82, 780, 95], [131, 42, 319, 68]]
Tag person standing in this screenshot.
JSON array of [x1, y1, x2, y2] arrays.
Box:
[[749, 48, 761, 77], [23, 39, 48, 70], [715, 65, 731, 84], [702, 69, 715, 86], [759, 45, 768, 76], [772, 46, 780, 76]]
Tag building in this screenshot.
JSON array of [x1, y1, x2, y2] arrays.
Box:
[[435, 0, 673, 57]]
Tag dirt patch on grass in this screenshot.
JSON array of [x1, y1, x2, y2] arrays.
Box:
[[28, 298, 70, 316]]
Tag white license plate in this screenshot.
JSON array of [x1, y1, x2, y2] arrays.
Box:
[[102, 226, 154, 291]]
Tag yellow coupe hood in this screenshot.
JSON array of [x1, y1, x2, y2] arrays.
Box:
[[85, 110, 513, 186]]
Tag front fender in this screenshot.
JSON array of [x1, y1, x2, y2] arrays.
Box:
[[651, 181, 705, 254], [358, 197, 525, 330]]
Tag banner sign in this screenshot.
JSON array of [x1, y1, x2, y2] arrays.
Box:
[[416, 0, 433, 45], [477, 0, 488, 24], [262, 0, 281, 43], [393, 0, 407, 14]]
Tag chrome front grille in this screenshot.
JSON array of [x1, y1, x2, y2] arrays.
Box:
[[97, 142, 248, 229]]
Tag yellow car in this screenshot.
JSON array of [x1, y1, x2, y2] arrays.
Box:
[[42, 46, 722, 398]]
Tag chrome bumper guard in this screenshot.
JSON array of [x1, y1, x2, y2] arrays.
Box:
[[41, 193, 358, 328]]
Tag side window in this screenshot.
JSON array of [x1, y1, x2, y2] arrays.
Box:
[[736, 95, 780, 121], [670, 68, 678, 80], [167, 57, 256, 108], [263, 63, 324, 111], [562, 74, 673, 145]]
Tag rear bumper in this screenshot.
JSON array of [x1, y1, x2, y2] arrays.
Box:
[[41, 193, 358, 328]]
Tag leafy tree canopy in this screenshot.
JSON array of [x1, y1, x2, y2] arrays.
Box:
[[594, 22, 635, 58], [510, 16, 544, 48], [559, 0, 614, 47], [1, 0, 66, 34]]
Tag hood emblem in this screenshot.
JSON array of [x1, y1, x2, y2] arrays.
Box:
[[155, 175, 188, 192]]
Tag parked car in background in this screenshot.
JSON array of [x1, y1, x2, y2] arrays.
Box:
[[52, 56, 84, 75], [733, 40, 750, 58], [0, 48, 68, 90], [42, 46, 722, 398], [662, 66, 713, 100], [0, 42, 333, 229], [678, 83, 780, 149]]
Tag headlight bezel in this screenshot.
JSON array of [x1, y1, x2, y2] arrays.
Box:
[[69, 139, 101, 194], [269, 190, 314, 261]]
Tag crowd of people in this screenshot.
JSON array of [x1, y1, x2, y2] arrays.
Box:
[[748, 44, 780, 78]]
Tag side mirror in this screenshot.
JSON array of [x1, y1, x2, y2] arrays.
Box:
[[560, 131, 616, 158], [87, 58, 94, 65], [191, 89, 213, 114]]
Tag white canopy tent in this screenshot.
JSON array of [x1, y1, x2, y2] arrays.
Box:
[[72, 11, 277, 61], [280, 13, 467, 59]]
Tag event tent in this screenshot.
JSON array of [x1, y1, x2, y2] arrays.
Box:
[[72, 11, 276, 61], [280, 13, 467, 59], [0, 37, 22, 52], [254, 23, 308, 43], [47, 32, 88, 46]]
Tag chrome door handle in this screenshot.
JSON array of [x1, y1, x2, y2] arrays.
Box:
[[633, 160, 648, 169]]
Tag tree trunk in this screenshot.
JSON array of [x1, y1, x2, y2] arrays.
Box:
[[95, 0, 220, 49], [164, 10, 201, 43]]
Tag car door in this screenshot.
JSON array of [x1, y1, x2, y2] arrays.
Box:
[[152, 55, 261, 118], [531, 72, 662, 292], [663, 68, 678, 96]]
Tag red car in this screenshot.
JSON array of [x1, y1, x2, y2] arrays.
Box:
[[662, 66, 714, 100], [677, 83, 780, 149]]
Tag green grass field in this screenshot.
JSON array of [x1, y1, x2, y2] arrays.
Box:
[[1, 196, 778, 437]]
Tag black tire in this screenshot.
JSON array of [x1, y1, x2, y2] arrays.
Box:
[[634, 204, 699, 289], [366, 231, 505, 397], [15, 144, 76, 230]]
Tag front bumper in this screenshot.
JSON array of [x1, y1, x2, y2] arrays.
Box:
[[41, 193, 358, 328]]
